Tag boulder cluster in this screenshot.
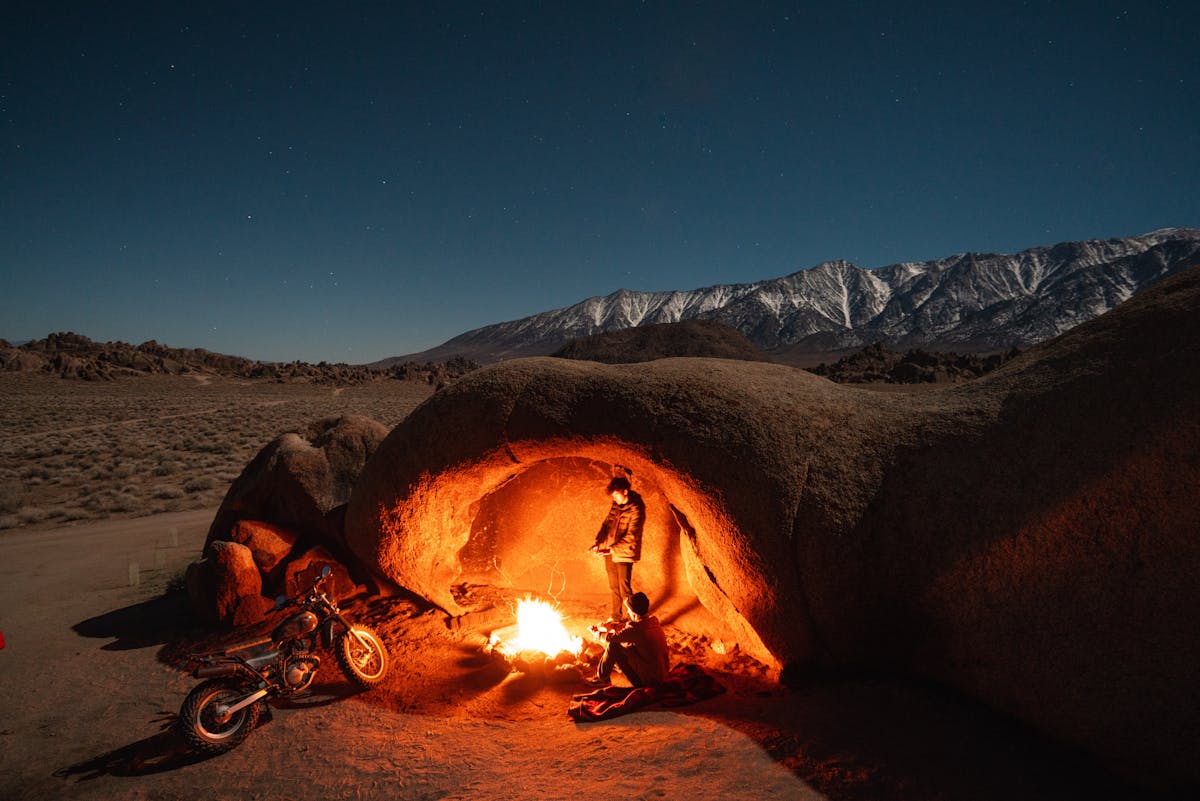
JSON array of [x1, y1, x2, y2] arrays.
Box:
[[0, 331, 478, 385], [185, 416, 388, 625], [806, 341, 1020, 383]]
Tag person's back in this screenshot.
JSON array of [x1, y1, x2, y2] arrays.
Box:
[[610, 614, 669, 686], [588, 591, 671, 688]]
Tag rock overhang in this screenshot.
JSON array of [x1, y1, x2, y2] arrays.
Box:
[[344, 357, 948, 671], [344, 266, 1200, 787]]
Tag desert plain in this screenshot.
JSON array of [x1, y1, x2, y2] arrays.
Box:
[[0, 371, 1170, 800]]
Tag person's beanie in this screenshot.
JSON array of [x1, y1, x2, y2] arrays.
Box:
[[629, 592, 650, 616]]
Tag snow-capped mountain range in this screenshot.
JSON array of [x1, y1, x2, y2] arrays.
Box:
[[387, 228, 1200, 364]]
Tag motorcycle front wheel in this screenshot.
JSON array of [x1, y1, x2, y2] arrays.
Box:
[[179, 678, 262, 754], [335, 626, 389, 689]]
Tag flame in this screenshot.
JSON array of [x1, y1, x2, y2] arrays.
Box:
[[505, 598, 581, 657]]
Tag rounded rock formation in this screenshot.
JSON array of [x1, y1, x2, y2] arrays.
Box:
[[345, 267, 1200, 787], [186, 540, 271, 626], [206, 414, 390, 575]]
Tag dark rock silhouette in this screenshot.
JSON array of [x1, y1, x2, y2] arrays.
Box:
[[807, 342, 1020, 383], [0, 331, 478, 384], [346, 265, 1200, 787]]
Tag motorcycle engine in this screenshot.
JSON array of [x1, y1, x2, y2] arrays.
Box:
[[283, 653, 320, 691]]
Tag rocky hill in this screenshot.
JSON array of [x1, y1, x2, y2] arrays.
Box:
[[806, 343, 1020, 384], [0, 331, 478, 385], [550, 319, 770, 364], [381, 228, 1200, 364]]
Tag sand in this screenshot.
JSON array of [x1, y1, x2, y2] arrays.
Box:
[[6, 341, 1191, 801], [0, 510, 819, 800], [1, 507, 1155, 801]]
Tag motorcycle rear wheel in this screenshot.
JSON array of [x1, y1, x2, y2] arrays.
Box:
[[179, 678, 262, 753], [335, 626, 389, 689]]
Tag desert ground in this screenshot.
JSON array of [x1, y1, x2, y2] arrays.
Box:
[[0, 374, 437, 530], [0, 373, 1163, 800]]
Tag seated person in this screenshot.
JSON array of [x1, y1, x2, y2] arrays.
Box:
[[587, 592, 669, 687]]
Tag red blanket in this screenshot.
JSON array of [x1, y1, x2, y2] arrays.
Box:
[[567, 663, 726, 722]]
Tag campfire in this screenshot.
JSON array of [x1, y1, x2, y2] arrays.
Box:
[[485, 597, 596, 680]]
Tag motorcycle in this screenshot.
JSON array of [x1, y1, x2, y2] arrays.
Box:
[[178, 565, 389, 753]]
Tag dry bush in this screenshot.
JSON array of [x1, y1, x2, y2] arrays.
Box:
[[0, 484, 24, 514]]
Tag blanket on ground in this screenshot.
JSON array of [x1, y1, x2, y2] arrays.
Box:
[[567, 663, 726, 722]]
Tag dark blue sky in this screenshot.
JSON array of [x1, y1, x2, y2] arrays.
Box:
[[2, 2, 1197, 363]]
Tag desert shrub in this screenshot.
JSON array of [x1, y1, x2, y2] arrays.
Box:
[[165, 568, 188, 596], [106, 493, 140, 513], [0, 484, 24, 514], [17, 506, 50, 524], [151, 485, 185, 500], [183, 476, 215, 493]]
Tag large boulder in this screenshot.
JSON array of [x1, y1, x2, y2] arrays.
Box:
[[186, 541, 272, 626], [206, 415, 389, 571], [189, 416, 389, 625], [229, 519, 299, 587], [345, 266, 1200, 787]]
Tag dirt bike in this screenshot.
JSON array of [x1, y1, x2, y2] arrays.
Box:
[[178, 565, 389, 753]]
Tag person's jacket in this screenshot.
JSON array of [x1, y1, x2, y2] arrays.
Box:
[[593, 490, 645, 563], [610, 615, 670, 685]]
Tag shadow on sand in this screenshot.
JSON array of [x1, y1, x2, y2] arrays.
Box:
[[681, 668, 1183, 801], [51, 710, 260, 781], [72, 594, 198, 651]]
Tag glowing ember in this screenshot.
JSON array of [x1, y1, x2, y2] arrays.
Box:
[[497, 598, 581, 657]]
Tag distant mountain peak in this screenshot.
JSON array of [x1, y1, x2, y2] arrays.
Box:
[[380, 228, 1200, 365]]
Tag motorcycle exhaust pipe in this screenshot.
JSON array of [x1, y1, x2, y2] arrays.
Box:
[[194, 663, 239, 678], [216, 689, 270, 720]]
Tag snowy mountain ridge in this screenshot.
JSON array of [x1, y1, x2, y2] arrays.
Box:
[[388, 228, 1200, 364]]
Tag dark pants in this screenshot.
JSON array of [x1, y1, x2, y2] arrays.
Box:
[[597, 640, 645, 686], [604, 558, 633, 620]]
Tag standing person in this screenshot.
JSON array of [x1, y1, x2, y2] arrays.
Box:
[[588, 474, 645, 623], [586, 592, 670, 687]]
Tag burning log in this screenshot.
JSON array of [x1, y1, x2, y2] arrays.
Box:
[[484, 597, 598, 682]]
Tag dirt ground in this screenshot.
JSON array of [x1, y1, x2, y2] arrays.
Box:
[[0, 508, 1162, 801]]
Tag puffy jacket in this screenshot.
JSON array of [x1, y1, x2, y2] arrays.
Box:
[[593, 490, 645, 563]]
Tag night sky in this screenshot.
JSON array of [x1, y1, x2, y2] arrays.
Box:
[[2, 2, 1197, 363]]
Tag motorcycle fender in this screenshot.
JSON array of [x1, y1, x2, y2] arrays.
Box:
[[319, 618, 339, 649]]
